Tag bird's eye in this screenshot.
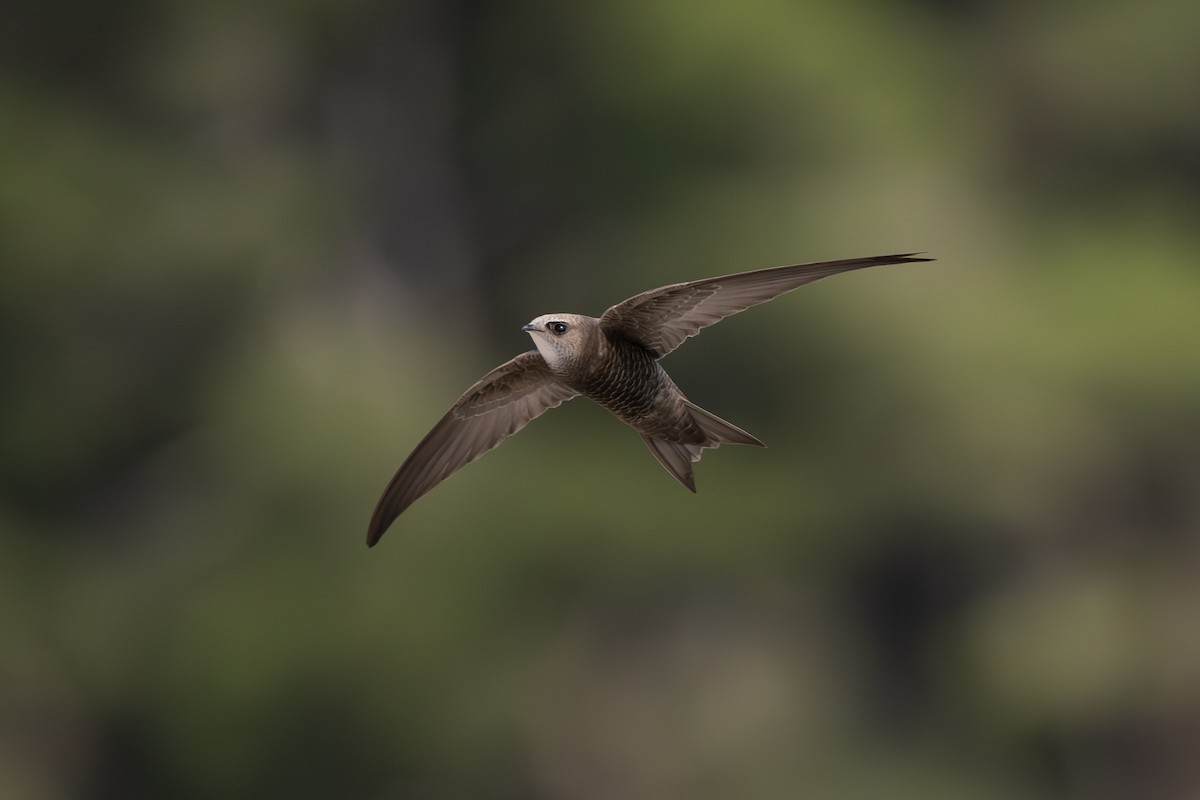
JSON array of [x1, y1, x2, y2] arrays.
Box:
[[547, 321, 569, 335]]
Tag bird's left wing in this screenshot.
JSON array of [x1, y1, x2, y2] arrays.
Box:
[[600, 253, 931, 358], [368, 351, 579, 546]]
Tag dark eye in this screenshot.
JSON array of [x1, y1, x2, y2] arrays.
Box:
[[547, 321, 568, 335]]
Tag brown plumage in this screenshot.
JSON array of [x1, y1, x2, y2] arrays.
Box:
[[367, 253, 931, 546]]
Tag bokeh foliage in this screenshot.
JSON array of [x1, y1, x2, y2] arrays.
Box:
[[2, 0, 1199, 797]]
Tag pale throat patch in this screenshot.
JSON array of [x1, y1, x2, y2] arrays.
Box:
[[529, 334, 567, 370]]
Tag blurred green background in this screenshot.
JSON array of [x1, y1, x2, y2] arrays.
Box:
[[3, 0, 1200, 797]]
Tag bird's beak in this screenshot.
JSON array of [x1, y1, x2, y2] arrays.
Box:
[[521, 322, 538, 332]]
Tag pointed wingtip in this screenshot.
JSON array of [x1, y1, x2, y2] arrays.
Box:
[[366, 516, 389, 548], [883, 252, 934, 263]]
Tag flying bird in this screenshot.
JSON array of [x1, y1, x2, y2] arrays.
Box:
[[368, 253, 930, 546]]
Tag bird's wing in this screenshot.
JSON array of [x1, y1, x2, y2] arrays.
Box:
[[367, 351, 579, 546], [600, 253, 931, 358]]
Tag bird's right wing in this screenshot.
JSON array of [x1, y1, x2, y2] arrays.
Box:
[[600, 254, 930, 358], [368, 351, 579, 546]]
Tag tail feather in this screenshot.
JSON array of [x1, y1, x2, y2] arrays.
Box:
[[640, 435, 701, 492], [639, 402, 764, 491], [684, 401, 765, 448]]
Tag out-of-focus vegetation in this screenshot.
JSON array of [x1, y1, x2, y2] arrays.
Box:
[[3, 0, 1199, 797]]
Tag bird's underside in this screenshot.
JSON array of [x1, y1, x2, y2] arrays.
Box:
[[561, 334, 766, 492], [367, 252, 931, 546]]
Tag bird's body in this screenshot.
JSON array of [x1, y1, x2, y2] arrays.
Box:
[[529, 316, 764, 490], [542, 318, 676, 431], [368, 253, 931, 546]]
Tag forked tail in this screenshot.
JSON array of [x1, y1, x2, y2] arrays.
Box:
[[639, 401, 764, 491]]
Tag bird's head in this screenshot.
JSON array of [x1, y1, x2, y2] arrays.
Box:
[[522, 313, 596, 371]]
